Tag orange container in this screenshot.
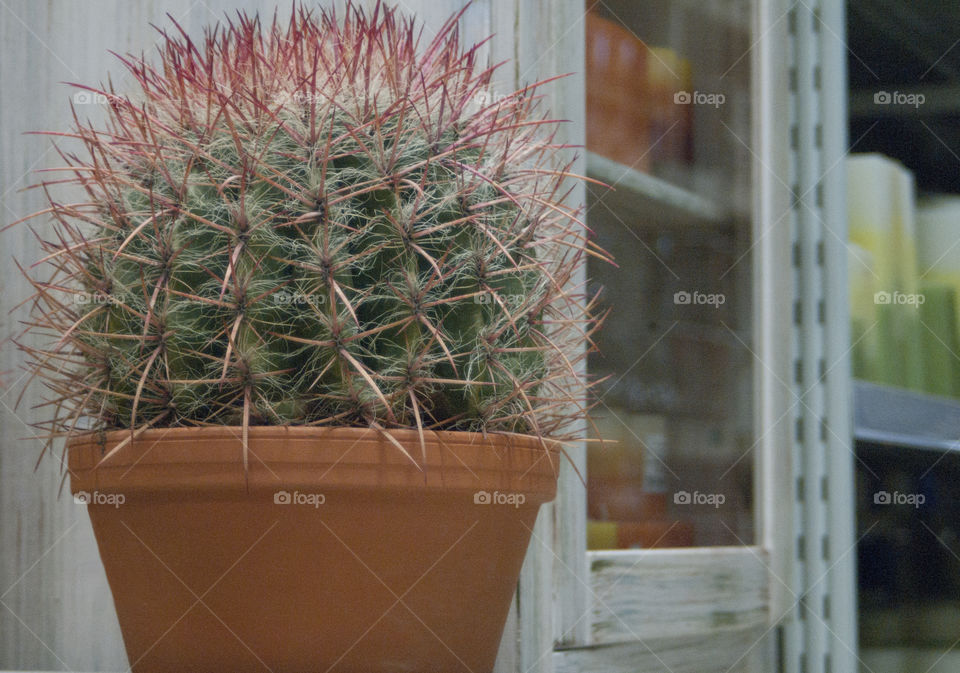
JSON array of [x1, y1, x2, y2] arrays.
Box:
[[646, 46, 694, 167], [70, 427, 559, 673], [586, 13, 651, 170], [586, 12, 694, 171]]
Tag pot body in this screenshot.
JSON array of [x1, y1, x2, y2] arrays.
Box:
[[69, 426, 559, 673]]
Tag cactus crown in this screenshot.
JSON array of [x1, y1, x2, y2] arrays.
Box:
[[13, 2, 607, 462]]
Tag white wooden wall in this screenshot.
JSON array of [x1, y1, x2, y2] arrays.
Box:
[[0, 1, 585, 670]]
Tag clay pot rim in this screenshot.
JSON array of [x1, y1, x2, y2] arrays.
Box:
[[67, 426, 562, 501], [67, 424, 557, 445]]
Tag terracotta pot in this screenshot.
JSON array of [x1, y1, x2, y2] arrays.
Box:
[[69, 426, 559, 673], [586, 12, 695, 172]]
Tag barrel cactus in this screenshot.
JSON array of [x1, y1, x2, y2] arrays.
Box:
[[12, 2, 607, 462]]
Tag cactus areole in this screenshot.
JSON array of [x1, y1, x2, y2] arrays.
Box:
[[12, 4, 609, 670]]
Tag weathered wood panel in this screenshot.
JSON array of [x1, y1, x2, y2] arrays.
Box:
[[554, 626, 773, 673], [505, 0, 589, 666], [588, 547, 769, 645]]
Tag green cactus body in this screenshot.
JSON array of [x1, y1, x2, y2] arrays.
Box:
[[15, 2, 606, 450]]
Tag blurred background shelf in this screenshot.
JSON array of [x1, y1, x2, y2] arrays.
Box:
[[854, 379, 960, 452], [586, 152, 731, 229]]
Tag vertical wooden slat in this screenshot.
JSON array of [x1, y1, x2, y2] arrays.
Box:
[[752, 0, 796, 628], [819, 4, 858, 672], [540, 1, 590, 652], [782, 2, 858, 672], [0, 3, 165, 667], [484, 6, 527, 671], [507, 0, 589, 668]]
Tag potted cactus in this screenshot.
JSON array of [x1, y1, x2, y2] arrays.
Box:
[[10, 3, 605, 672]]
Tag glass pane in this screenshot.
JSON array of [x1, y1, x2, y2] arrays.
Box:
[[585, 0, 754, 548]]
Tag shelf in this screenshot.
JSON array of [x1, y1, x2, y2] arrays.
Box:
[[854, 380, 960, 453], [585, 152, 730, 228]]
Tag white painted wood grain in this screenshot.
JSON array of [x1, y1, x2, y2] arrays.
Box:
[[588, 547, 770, 646], [554, 626, 772, 673], [751, 0, 797, 624], [495, 0, 590, 667]]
